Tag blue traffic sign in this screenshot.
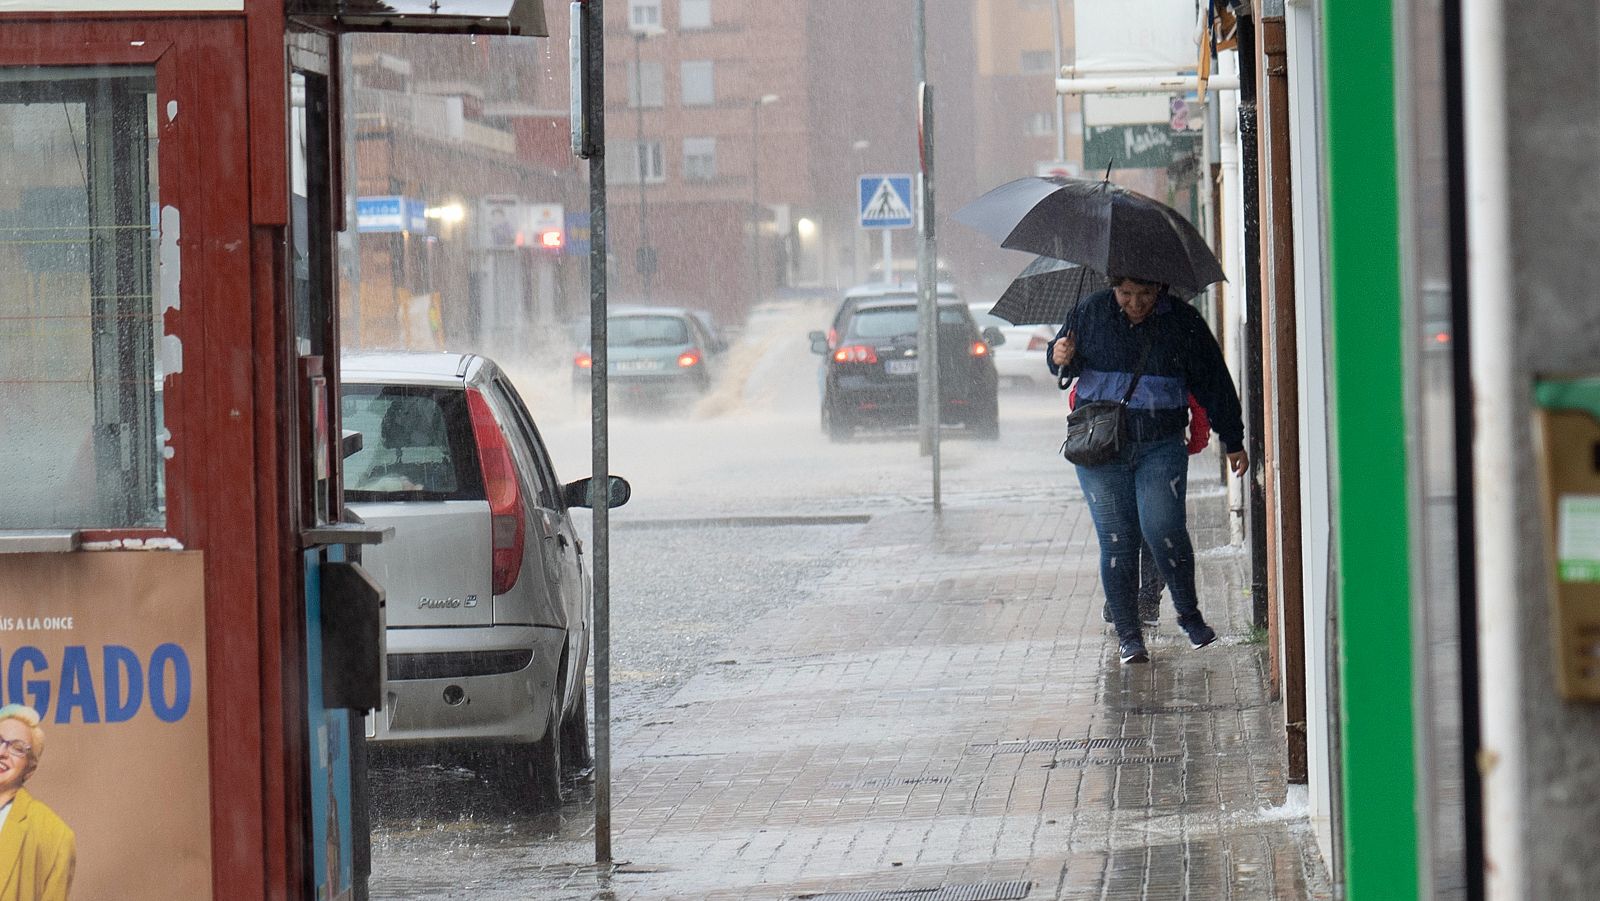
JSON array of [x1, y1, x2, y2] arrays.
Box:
[[858, 175, 914, 230]]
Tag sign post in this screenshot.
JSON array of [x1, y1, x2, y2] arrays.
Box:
[[858, 173, 913, 284]]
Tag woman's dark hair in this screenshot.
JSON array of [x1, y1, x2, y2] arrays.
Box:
[[1107, 274, 1163, 288]]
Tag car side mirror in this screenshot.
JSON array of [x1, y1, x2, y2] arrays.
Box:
[[562, 475, 632, 509], [982, 326, 1006, 347], [809, 337, 829, 355]]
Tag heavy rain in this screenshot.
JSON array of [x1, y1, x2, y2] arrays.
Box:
[[9, 0, 1544, 897]]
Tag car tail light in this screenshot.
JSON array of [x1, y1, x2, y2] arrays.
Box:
[[466, 389, 524, 596], [826, 327, 838, 347], [574, 352, 593, 369], [970, 340, 990, 357], [677, 348, 702, 368], [832, 345, 879, 364], [1027, 334, 1048, 351]]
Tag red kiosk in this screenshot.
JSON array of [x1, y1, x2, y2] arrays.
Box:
[[0, 0, 547, 898]]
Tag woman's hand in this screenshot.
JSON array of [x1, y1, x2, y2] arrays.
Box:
[[1227, 450, 1250, 477], [1050, 330, 1077, 367]]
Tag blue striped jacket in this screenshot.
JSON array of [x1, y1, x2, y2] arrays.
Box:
[[1046, 288, 1245, 453]]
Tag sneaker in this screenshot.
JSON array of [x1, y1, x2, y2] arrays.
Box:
[[1118, 635, 1149, 664], [1185, 623, 1218, 650], [1138, 603, 1160, 627]]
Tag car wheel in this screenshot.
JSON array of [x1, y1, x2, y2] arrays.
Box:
[[822, 399, 852, 442], [560, 679, 592, 771], [497, 694, 563, 810]]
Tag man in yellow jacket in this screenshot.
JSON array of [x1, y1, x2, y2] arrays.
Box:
[[0, 705, 73, 901]]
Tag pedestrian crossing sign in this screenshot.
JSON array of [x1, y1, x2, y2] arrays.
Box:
[[859, 175, 914, 230]]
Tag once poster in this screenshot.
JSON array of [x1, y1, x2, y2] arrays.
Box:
[[0, 551, 211, 899]]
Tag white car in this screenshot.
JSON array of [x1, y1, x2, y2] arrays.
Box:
[[968, 303, 1056, 389], [340, 351, 629, 809]]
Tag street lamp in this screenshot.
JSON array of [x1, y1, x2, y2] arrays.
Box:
[[749, 92, 779, 301], [632, 25, 664, 302]]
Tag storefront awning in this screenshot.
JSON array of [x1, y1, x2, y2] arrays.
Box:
[[287, 0, 547, 37]]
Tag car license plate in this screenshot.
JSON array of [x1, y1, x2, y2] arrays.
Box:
[[884, 359, 918, 375], [615, 360, 660, 372]]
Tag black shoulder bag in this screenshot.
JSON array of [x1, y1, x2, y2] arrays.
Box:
[[1059, 333, 1152, 467]]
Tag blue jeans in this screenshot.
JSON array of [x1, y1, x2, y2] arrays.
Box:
[[1075, 437, 1204, 639]]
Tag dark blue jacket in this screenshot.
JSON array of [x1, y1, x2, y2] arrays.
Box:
[[1046, 288, 1245, 453]]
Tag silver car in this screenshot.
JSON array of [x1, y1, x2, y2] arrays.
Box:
[[340, 351, 628, 808]]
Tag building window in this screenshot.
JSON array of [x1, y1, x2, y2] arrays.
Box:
[[629, 0, 661, 30], [626, 60, 664, 108], [1024, 112, 1055, 137], [607, 140, 666, 184], [683, 137, 716, 182], [680, 60, 715, 107], [1019, 50, 1054, 74], [679, 0, 710, 29]]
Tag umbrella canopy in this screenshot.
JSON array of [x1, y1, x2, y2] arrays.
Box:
[[955, 176, 1225, 296], [988, 256, 1101, 327]]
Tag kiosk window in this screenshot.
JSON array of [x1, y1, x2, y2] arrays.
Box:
[[0, 67, 163, 529]]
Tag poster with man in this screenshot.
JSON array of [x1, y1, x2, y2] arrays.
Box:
[[0, 552, 211, 900]]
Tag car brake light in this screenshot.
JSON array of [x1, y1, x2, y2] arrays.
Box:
[[575, 352, 593, 369], [1027, 334, 1048, 351], [677, 348, 702, 368], [466, 389, 524, 596], [826, 327, 838, 347], [832, 345, 879, 364], [970, 341, 989, 357]]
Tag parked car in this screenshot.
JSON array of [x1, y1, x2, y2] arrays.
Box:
[[340, 351, 630, 808], [967, 303, 1057, 389], [572, 306, 727, 402], [809, 298, 1002, 440]]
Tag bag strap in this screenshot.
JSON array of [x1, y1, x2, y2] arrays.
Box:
[[1120, 330, 1153, 406]]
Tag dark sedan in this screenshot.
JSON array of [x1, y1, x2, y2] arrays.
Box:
[[810, 299, 1001, 440]]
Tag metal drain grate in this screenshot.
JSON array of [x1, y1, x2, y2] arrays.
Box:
[[841, 775, 955, 789], [1046, 755, 1182, 768], [971, 737, 1149, 754], [1115, 703, 1235, 715], [800, 880, 1032, 901]]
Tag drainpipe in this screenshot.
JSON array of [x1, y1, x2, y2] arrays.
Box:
[[1464, 0, 1522, 895], [1218, 55, 1246, 546]]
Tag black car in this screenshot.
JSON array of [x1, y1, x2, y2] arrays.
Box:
[[809, 299, 1001, 440]]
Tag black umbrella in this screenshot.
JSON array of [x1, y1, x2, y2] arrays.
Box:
[[988, 256, 1101, 327], [955, 176, 1225, 296]]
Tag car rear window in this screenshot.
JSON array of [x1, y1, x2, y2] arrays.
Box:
[[341, 385, 485, 502], [846, 306, 970, 339], [610, 315, 689, 346]]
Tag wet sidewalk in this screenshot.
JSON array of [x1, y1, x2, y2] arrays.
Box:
[[542, 457, 1335, 900], [384, 453, 1333, 900]]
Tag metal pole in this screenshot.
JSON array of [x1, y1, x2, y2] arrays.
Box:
[[881, 229, 892, 284], [918, 82, 940, 508], [751, 99, 761, 301], [577, 0, 613, 866], [913, 0, 938, 471], [633, 32, 651, 302], [1050, 0, 1066, 162]]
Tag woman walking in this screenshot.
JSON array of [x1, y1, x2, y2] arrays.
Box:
[[1049, 275, 1249, 664]]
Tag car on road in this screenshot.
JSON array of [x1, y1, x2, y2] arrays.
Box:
[[822, 282, 962, 348], [810, 298, 1002, 440], [967, 303, 1056, 389], [340, 351, 630, 809], [572, 306, 728, 403]]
